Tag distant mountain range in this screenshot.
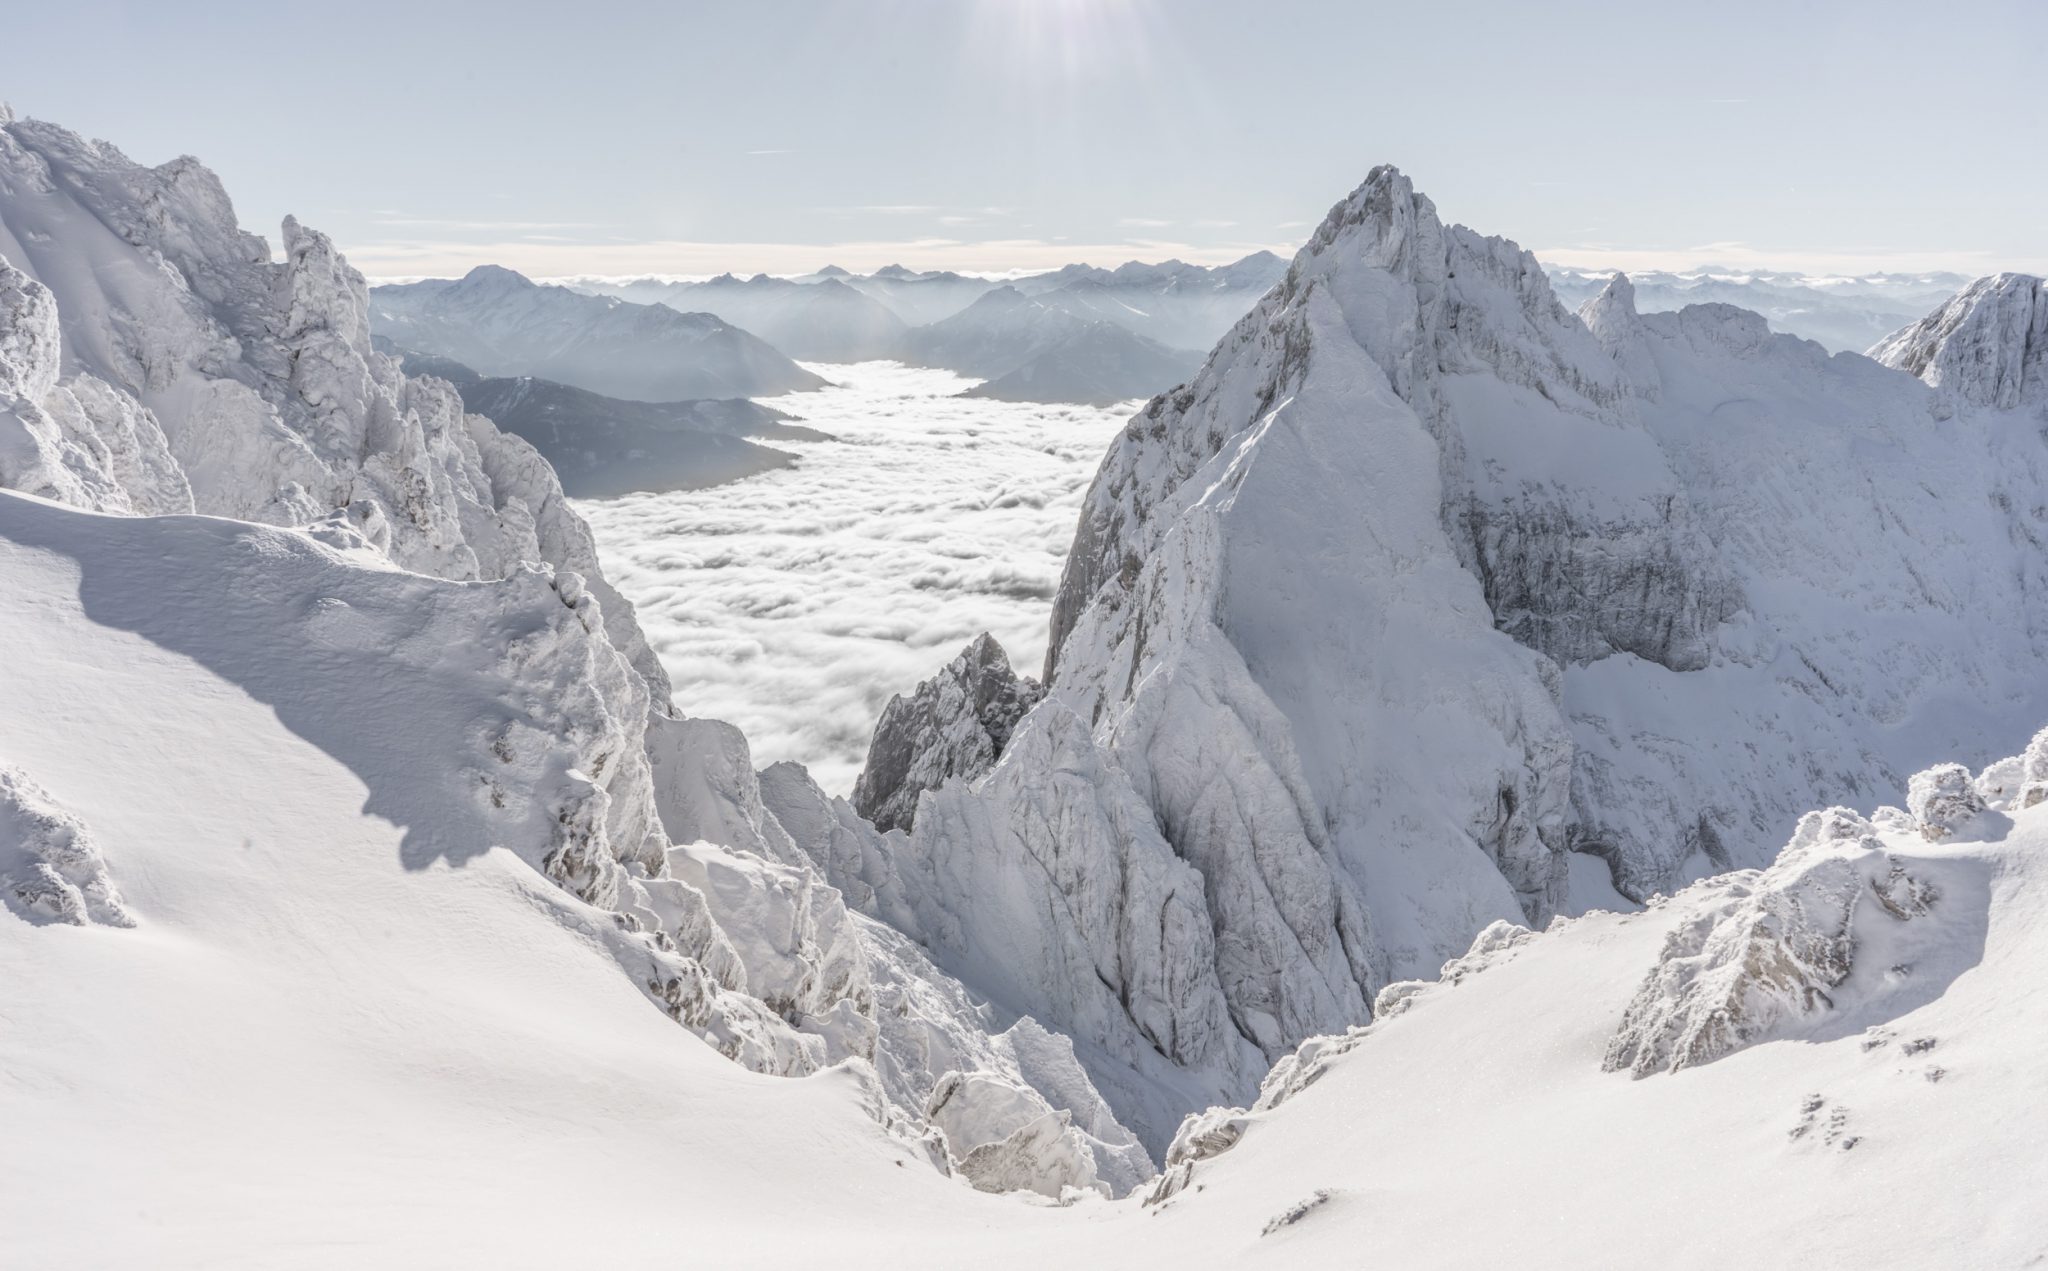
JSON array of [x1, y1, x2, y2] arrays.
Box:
[[370, 266, 828, 401], [372, 336, 829, 498], [558, 253, 1289, 404], [1545, 268, 1970, 354]]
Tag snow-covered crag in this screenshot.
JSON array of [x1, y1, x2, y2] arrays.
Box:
[[0, 110, 1146, 1197], [852, 633, 1044, 833], [845, 167, 2048, 1148], [1869, 272, 2047, 411], [0, 111, 670, 695]]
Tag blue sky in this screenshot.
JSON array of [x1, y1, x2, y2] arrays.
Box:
[[4, 0, 2044, 278]]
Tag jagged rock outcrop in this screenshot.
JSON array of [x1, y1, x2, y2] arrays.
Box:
[[0, 259, 189, 514], [852, 633, 1044, 833], [648, 712, 1154, 1190], [1871, 272, 2048, 410], [0, 114, 670, 699], [1604, 800, 1941, 1078]]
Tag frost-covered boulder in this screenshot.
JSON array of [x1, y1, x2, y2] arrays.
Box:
[[0, 765, 134, 927], [1871, 273, 2047, 410], [926, 1072, 1106, 1198], [1907, 764, 1987, 842], [1603, 805, 1938, 1077], [852, 632, 1044, 832]]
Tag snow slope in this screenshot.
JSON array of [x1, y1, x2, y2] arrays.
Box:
[[7, 514, 2036, 1264]]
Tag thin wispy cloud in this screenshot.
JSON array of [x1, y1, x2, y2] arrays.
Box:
[[1534, 240, 2015, 275], [370, 216, 605, 232], [1118, 217, 1174, 229]]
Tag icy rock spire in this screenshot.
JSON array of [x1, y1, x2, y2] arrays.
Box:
[[852, 632, 1044, 833]]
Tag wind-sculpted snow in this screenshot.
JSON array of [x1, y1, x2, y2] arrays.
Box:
[[645, 713, 1151, 1192], [1602, 755, 2007, 1079], [852, 632, 1043, 833], [0, 111, 1156, 1195]]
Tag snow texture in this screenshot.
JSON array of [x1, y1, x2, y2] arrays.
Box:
[[1870, 272, 2047, 410]]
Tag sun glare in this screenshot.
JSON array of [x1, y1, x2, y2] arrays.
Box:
[[981, 0, 1158, 80]]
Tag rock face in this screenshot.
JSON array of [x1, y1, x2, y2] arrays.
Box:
[[1604, 785, 1964, 1079], [0, 258, 190, 515], [852, 633, 1044, 833], [837, 167, 2048, 1150], [1870, 273, 2047, 410]]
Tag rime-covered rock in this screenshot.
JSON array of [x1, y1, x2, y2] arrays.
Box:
[[852, 632, 1044, 832], [1871, 272, 2048, 410], [1906, 764, 1987, 842], [1603, 805, 1939, 1077], [0, 259, 189, 514], [0, 113, 668, 699], [0, 765, 134, 927]]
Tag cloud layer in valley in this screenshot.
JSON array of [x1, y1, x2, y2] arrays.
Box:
[[576, 363, 1129, 794]]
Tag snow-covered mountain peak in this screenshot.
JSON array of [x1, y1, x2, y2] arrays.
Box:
[[1870, 271, 2048, 410], [454, 262, 538, 291]]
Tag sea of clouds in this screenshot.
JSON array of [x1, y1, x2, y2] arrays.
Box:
[[575, 362, 1130, 794]]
